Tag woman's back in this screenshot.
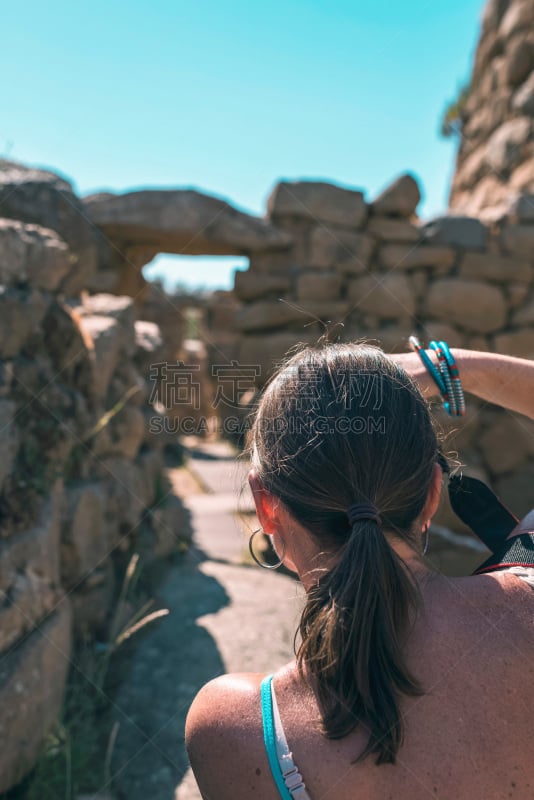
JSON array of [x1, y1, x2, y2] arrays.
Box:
[[187, 570, 534, 800], [186, 344, 534, 799]]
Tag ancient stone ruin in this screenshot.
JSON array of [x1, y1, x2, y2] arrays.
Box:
[[0, 0, 533, 791], [449, 0, 533, 216], [0, 161, 192, 790]]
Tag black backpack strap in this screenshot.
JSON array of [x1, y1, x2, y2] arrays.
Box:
[[473, 533, 534, 575]]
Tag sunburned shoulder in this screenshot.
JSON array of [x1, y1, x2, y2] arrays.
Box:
[[186, 672, 263, 729], [185, 673, 265, 755], [185, 673, 271, 800]]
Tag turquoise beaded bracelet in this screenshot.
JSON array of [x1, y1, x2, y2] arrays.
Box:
[[409, 336, 465, 417]]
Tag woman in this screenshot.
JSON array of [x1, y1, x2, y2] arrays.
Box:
[[186, 343, 534, 799]]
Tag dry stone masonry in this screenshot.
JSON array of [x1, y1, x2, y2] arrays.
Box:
[[231, 173, 534, 533], [449, 0, 534, 217], [83, 168, 534, 533], [0, 161, 192, 792]]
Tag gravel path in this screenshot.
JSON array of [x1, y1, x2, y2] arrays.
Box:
[[110, 443, 301, 800]]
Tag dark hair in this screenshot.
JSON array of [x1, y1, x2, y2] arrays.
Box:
[[248, 342, 441, 765]]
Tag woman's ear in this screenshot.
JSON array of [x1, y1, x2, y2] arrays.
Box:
[[248, 468, 278, 534], [421, 461, 443, 524]]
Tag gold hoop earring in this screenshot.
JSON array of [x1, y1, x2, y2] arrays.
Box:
[[248, 528, 286, 570], [422, 523, 430, 556]]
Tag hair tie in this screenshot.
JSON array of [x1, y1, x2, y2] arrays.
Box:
[[347, 502, 382, 526]]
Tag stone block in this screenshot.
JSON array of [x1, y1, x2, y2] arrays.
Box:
[[498, 0, 534, 40], [494, 329, 534, 358], [134, 320, 167, 369], [247, 250, 297, 273], [505, 35, 534, 86], [308, 227, 373, 272], [482, 0, 508, 34], [233, 270, 291, 301], [480, 414, 534, 474], [296, 271, 343, 301], [505, 192, 534, 223], [141, 408, 176, 451], [135, 448, 165, 508], [0, 602, 72, 793], [347, 273, 415, 319], [508, 282, 530, 307], [0, 219, 72, 290], [0, 400, 18, 491], [267, 180, 367, 228], [93, 405, 145, 461], [95, 457, 148, 534], [370, 324, 413, 354], [462, 178, 510, 222], [0, 288, 50, 358], [235, 300, 348, 333], [238, 330, 318, 386], [466, 334, 490, 351], [70, 560, 115, 636], [0, 160, 97, 295], [85, 268, 121, 294], [459, 251, 532, 282], [512, 72, 534, 115], [417, 322, 466, 348], [367, 217, 421, 242], [510, 160, 534, 194], [501, 224, 534, 257], [495, 463, 534, 519], [370, 173, 421, 217], [85, 187, 292, 255], [145, 495, 193, 561], [422, 216, 488, 250], [61, 482, 108, 587], [79, 315, 129, 399], [440, 405, 481, 451], [512, 299, 534, 326], [378, 244, 457, 271], [486, 117, 531, 173], [454, 145, 488, 190], [80, 294, 136, 354], [40, 303, 96, 391], [0, 484, 62, 596], [206, 294, 240, 332], [427, 279, 506, 333], [409, 269, 428, 300]]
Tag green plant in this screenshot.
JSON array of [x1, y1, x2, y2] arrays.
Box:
[[440, 83, 470, 138]]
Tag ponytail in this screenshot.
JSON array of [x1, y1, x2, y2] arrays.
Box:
[[249, 343, 440, 765], [296, 519, 423, 765]]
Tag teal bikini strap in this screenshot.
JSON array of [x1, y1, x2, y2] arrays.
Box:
[[260, 674, 294, 800]]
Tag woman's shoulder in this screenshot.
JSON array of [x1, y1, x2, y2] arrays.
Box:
[[185, 671, 279, 800], [430, 567, 534, 649], [186, 671, 265, 740]]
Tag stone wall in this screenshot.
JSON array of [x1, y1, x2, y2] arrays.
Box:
[[83, 166, 534, 530], [449, 0, 534, 217], [0, 162, 192, 791], [232, 174, 534, 530]]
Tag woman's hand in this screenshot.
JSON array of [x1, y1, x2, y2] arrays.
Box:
[[391, 348, 534, 421], [389, 351, 441, 398]]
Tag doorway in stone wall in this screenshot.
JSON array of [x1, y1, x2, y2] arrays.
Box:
[[141, 254, 249, 441]]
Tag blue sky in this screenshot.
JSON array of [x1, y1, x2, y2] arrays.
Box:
[[2, 0, 483, 290]]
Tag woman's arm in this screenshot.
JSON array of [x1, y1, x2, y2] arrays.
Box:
[[391, 349, 534, 421]]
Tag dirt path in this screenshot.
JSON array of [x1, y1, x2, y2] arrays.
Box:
[[110, 443, 302, 800]]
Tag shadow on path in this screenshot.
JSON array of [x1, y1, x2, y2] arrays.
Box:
[[111, 547, 229, 800]]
